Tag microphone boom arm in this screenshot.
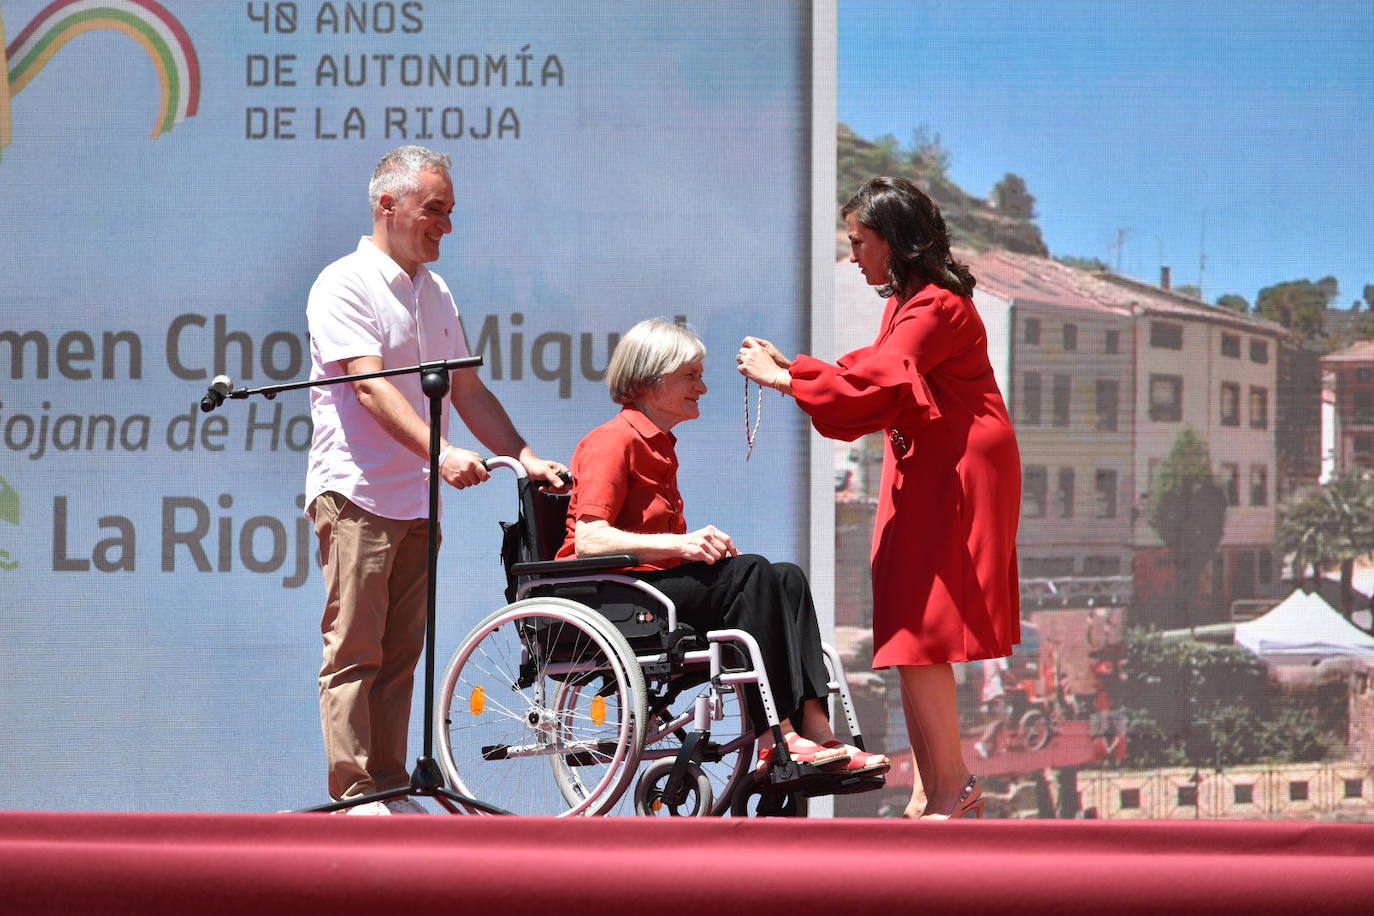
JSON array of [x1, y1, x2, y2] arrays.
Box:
[[198, 357, 484, 411]]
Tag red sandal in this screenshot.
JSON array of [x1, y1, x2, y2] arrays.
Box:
[[821, 740, 891, 774], [754, 734, 850, 780]]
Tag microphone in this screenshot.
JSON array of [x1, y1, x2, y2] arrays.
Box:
[[199, 375, 234, 413]]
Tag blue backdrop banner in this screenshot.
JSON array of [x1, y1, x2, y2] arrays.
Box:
[[0, 0, 813, 812]]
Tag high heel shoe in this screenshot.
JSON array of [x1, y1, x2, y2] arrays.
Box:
[[921, 775, 984, 820]]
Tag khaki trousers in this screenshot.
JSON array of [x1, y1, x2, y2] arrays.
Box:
[[314, 492, 434, 800]]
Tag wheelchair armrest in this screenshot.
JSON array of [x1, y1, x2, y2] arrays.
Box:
[[511, 555, 639, 578]]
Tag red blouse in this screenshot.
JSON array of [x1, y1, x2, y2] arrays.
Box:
[[555, 406, 688, 571]]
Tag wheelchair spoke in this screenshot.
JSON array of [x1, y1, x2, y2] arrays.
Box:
[[436, 600, 645, 816]]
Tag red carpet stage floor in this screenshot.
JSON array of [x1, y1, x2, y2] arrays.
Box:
[[3, 811, 1372, 914]]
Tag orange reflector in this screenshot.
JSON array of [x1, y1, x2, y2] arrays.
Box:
[[652, 798, 664, 812], [591, 695, 607, 726], [470, 686, 486, 716]]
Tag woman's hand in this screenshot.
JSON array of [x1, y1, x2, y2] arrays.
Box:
[[575, 519, 737, 565], [737, 338, 792, 392], [678, 525, 739, 564], [741, 336, 791, 368]]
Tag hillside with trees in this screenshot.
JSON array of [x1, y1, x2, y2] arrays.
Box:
[[837, 124, 1048, 257], [838, 124, 1371, 356]]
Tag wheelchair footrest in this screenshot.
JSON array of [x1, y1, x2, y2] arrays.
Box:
[[754, 760, 887, 797], [799, 772, 887, 797]]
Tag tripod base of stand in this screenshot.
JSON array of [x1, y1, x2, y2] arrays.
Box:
[[302, 756, 511, 815]]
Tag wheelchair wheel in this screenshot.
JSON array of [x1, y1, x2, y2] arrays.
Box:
[[437, 598, 647, 816], [625, 687, 753, 817], [729, 781, 809, 818], [548, 665, 646, 811], [1018, 708, 1054, 752], [633, 759, 713, 816]]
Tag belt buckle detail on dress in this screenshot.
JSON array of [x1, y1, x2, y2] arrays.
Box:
[[887, 427, 909, 455]]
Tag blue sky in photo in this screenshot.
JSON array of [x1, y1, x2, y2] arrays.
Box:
[[840, 0, 1374, 308]]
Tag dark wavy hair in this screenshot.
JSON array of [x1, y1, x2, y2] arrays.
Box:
[[841, 177, 976, 299]]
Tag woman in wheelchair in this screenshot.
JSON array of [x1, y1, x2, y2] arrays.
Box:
[[555, 318, 888, 781]]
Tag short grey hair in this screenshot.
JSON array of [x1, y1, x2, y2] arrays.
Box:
[[368, 145, 452, 213], [607, 318, 706, 405]]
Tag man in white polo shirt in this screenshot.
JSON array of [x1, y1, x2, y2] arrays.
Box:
[[306, 146, 568, 814]]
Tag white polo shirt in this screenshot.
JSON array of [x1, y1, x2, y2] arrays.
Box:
[[305, 237, 471, 520]]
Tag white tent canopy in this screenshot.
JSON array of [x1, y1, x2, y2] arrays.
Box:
[[1234, 589, 1374, 662]]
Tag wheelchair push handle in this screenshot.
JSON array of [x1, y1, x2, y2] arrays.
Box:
[[482, 456, 573, 487]]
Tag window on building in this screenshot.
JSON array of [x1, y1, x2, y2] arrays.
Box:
[[1024, 316, 1041, 345], [1150, 321, 1184, 349], [1221, 333, 1241, 358], [1354, 390, 1374, 425], [1249, 387, 1269, 430], [1082, 555, 1122, 575], [1250, 465, 1268, 507], [1232, 550, 1257, 601], [1250, 339, 1269, 364], [1177, 785, 1197, 807], [1359, 368, 1374, 382], [1021, 556, 1076, 578], [1345, 779, 1364, 799], [1355, 435, 1374, 466], [1149, 374, 1183, 422], [1219, 382, 1240, 426], [1120, 788, 1141, 809], [1063, 322, 1078, 351], [1053, 374, 1071, 427], [1234, 784, 1255, 805], [1021, 372, 1042, 426], [1228, 467, 1244, 506], [1024, 466, 1047, 518], [1289, 781, 1309, 802], [1056, 468, 1075, 518], [1105, 330, 1120, 354], [1095, 380, 1119, 431], [1094, 469, 1118, 518]]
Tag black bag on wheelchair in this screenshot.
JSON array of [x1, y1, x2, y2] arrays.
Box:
[[498, 478, 570, 603], [497, 478, 671, 652]]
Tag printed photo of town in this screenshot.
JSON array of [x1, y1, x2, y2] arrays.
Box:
[[833, 1, 1374, 820]]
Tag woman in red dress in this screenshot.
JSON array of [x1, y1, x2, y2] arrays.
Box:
[[738, 177, 1021, 818]]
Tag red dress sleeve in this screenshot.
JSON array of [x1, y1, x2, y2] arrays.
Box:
[[790, 287, 965, 441]]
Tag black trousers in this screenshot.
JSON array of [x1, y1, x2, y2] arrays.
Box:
[[635, 554, 831, 730]]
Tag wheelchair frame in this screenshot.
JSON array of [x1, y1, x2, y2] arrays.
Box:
[[434, 458, 882, 816]]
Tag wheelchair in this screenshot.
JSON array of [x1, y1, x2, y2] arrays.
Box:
[[435, 458, 886, 817]]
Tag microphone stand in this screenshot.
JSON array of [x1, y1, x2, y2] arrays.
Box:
[[205, 357, 508, 815]]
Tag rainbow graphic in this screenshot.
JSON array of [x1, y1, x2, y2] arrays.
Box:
[[1, 0, 200, 151]]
